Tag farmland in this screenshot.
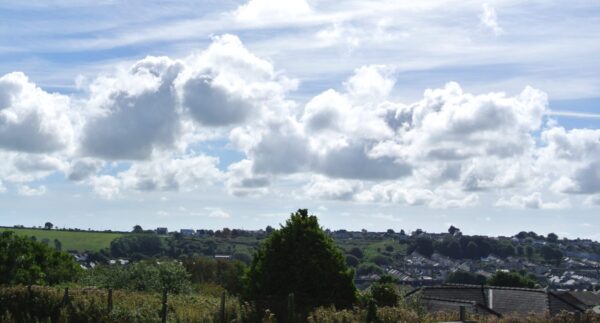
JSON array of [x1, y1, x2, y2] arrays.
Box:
[[0, 227, 124, 252]]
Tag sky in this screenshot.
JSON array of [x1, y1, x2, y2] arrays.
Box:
[[1, 0, 600, 238]]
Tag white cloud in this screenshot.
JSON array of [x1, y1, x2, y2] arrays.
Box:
[[2, 33, 599, 211], [206, 207, 231, 219], [234, 0, 312, 25], [17, 184, 47, 196], [81, 56, 183, 160], [480, 4, 502, 35], [495, 192, 570, 210], [0, 72, 74, 153], [89, 175, 121, 199], [304, 176, 361, 201]]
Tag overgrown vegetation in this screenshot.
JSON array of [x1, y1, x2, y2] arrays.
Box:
[[0, 231, 81, 285]]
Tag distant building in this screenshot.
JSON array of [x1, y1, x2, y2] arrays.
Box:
[[180, 229, 195, 236], [156, 227, 168, 235], [215, 254, 231, 260], [406, 284, 585, 317]]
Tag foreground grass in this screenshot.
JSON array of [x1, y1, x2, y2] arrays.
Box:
[[3, 286, 599, 323], [0, 227, 124, 252]]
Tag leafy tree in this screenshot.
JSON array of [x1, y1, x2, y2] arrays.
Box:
[[182, 257, 246, 294], [245, 209, 356, 311], [370, 276, 399, 307], [0, 231, 80, 285], [356, 263, 383, 276], [371, 255, 392, 266], [445, 270, 486, 285], [132, 225, 143, 233], [448, 225, 460, 235], [408, 236, 434, 257], [345, 254, 359, 267], [525, 245, 534, 259], [232, 252, 252, 265], [44, 222, 54, 230], [110, 234, 163, 259], [487, 271, 537, 288], [348, 247, 364, 259], [547, 233, 559, 243], [541, 245, 563, 265]]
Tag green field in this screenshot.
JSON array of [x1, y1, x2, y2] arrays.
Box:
[[0, 227, 123, 252]]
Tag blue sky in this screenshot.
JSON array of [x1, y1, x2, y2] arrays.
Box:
[[1, 0, 599, 238]]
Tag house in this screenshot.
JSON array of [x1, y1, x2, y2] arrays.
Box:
[[180, 229, 195, 236], [557, 291, 600, 310], [405, 284, 584, 317], [156, 227, 168, 235]]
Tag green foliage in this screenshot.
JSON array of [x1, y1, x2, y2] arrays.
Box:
[[541, 245, 563, 264], [0, 227, 123, 253], [348, 247, 364, 259], [346, 254, 360, 267], [245, 209, 357, 312], [370, 277, 399, 307], [109, 234, 164, 259], [547, 233, 559, 243], [445, 270, 487, 285], [356, 263, 383, 276], [408, 236, 434, 257], [182, 257, 246, 294], [80, 261, 191, 293], [0, 231, 81, 285], [0, 285, 255, 323], [487, 271, 537, 288]]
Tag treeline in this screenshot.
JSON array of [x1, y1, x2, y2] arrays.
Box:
[[91, 233, 253, 264], [407, 234, 563, 263]]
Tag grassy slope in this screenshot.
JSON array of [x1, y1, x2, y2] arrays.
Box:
[[0, 227, 124, 252]]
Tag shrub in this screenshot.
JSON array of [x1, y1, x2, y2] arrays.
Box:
[[0, 231, 81, 285]]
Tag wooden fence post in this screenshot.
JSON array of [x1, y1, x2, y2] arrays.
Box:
[[107, 288, 113, 312], [459, 305, 466, 321], [287, 293, 295, 323], [62, 288, 70, 306], [161, 289, 168, 323], [219, 291, 226, 323]]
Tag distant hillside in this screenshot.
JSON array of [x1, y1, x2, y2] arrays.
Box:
[[0, 227, 124, 253]]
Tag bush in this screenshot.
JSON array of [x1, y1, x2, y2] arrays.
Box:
[[445, 270, 487, 285], [346, 254, 359, 267], [370, 279, 399, 307], [0, 231, 81, 285], [182, 257, 246, 294], [80, 261, 191, 293], [487, 271, 537, 288], [356, 263, 383, 276]]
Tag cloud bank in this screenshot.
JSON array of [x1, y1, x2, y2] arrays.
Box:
[[0, 34, 598, 212]]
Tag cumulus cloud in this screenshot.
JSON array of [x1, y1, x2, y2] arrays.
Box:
[[495, 192, 570, 210], [81, 56, 183, 160], [3, 34, 599, 210], [0, 72, 74, 153], [68, 158, 104, 182], [17, 184, 47, 196]]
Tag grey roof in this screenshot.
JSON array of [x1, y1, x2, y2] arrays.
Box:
[[406, 284, 584, 317], [557, 291, 600, 308]]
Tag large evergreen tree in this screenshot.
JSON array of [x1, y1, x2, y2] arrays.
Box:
[[244, 209, 356, 312]]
